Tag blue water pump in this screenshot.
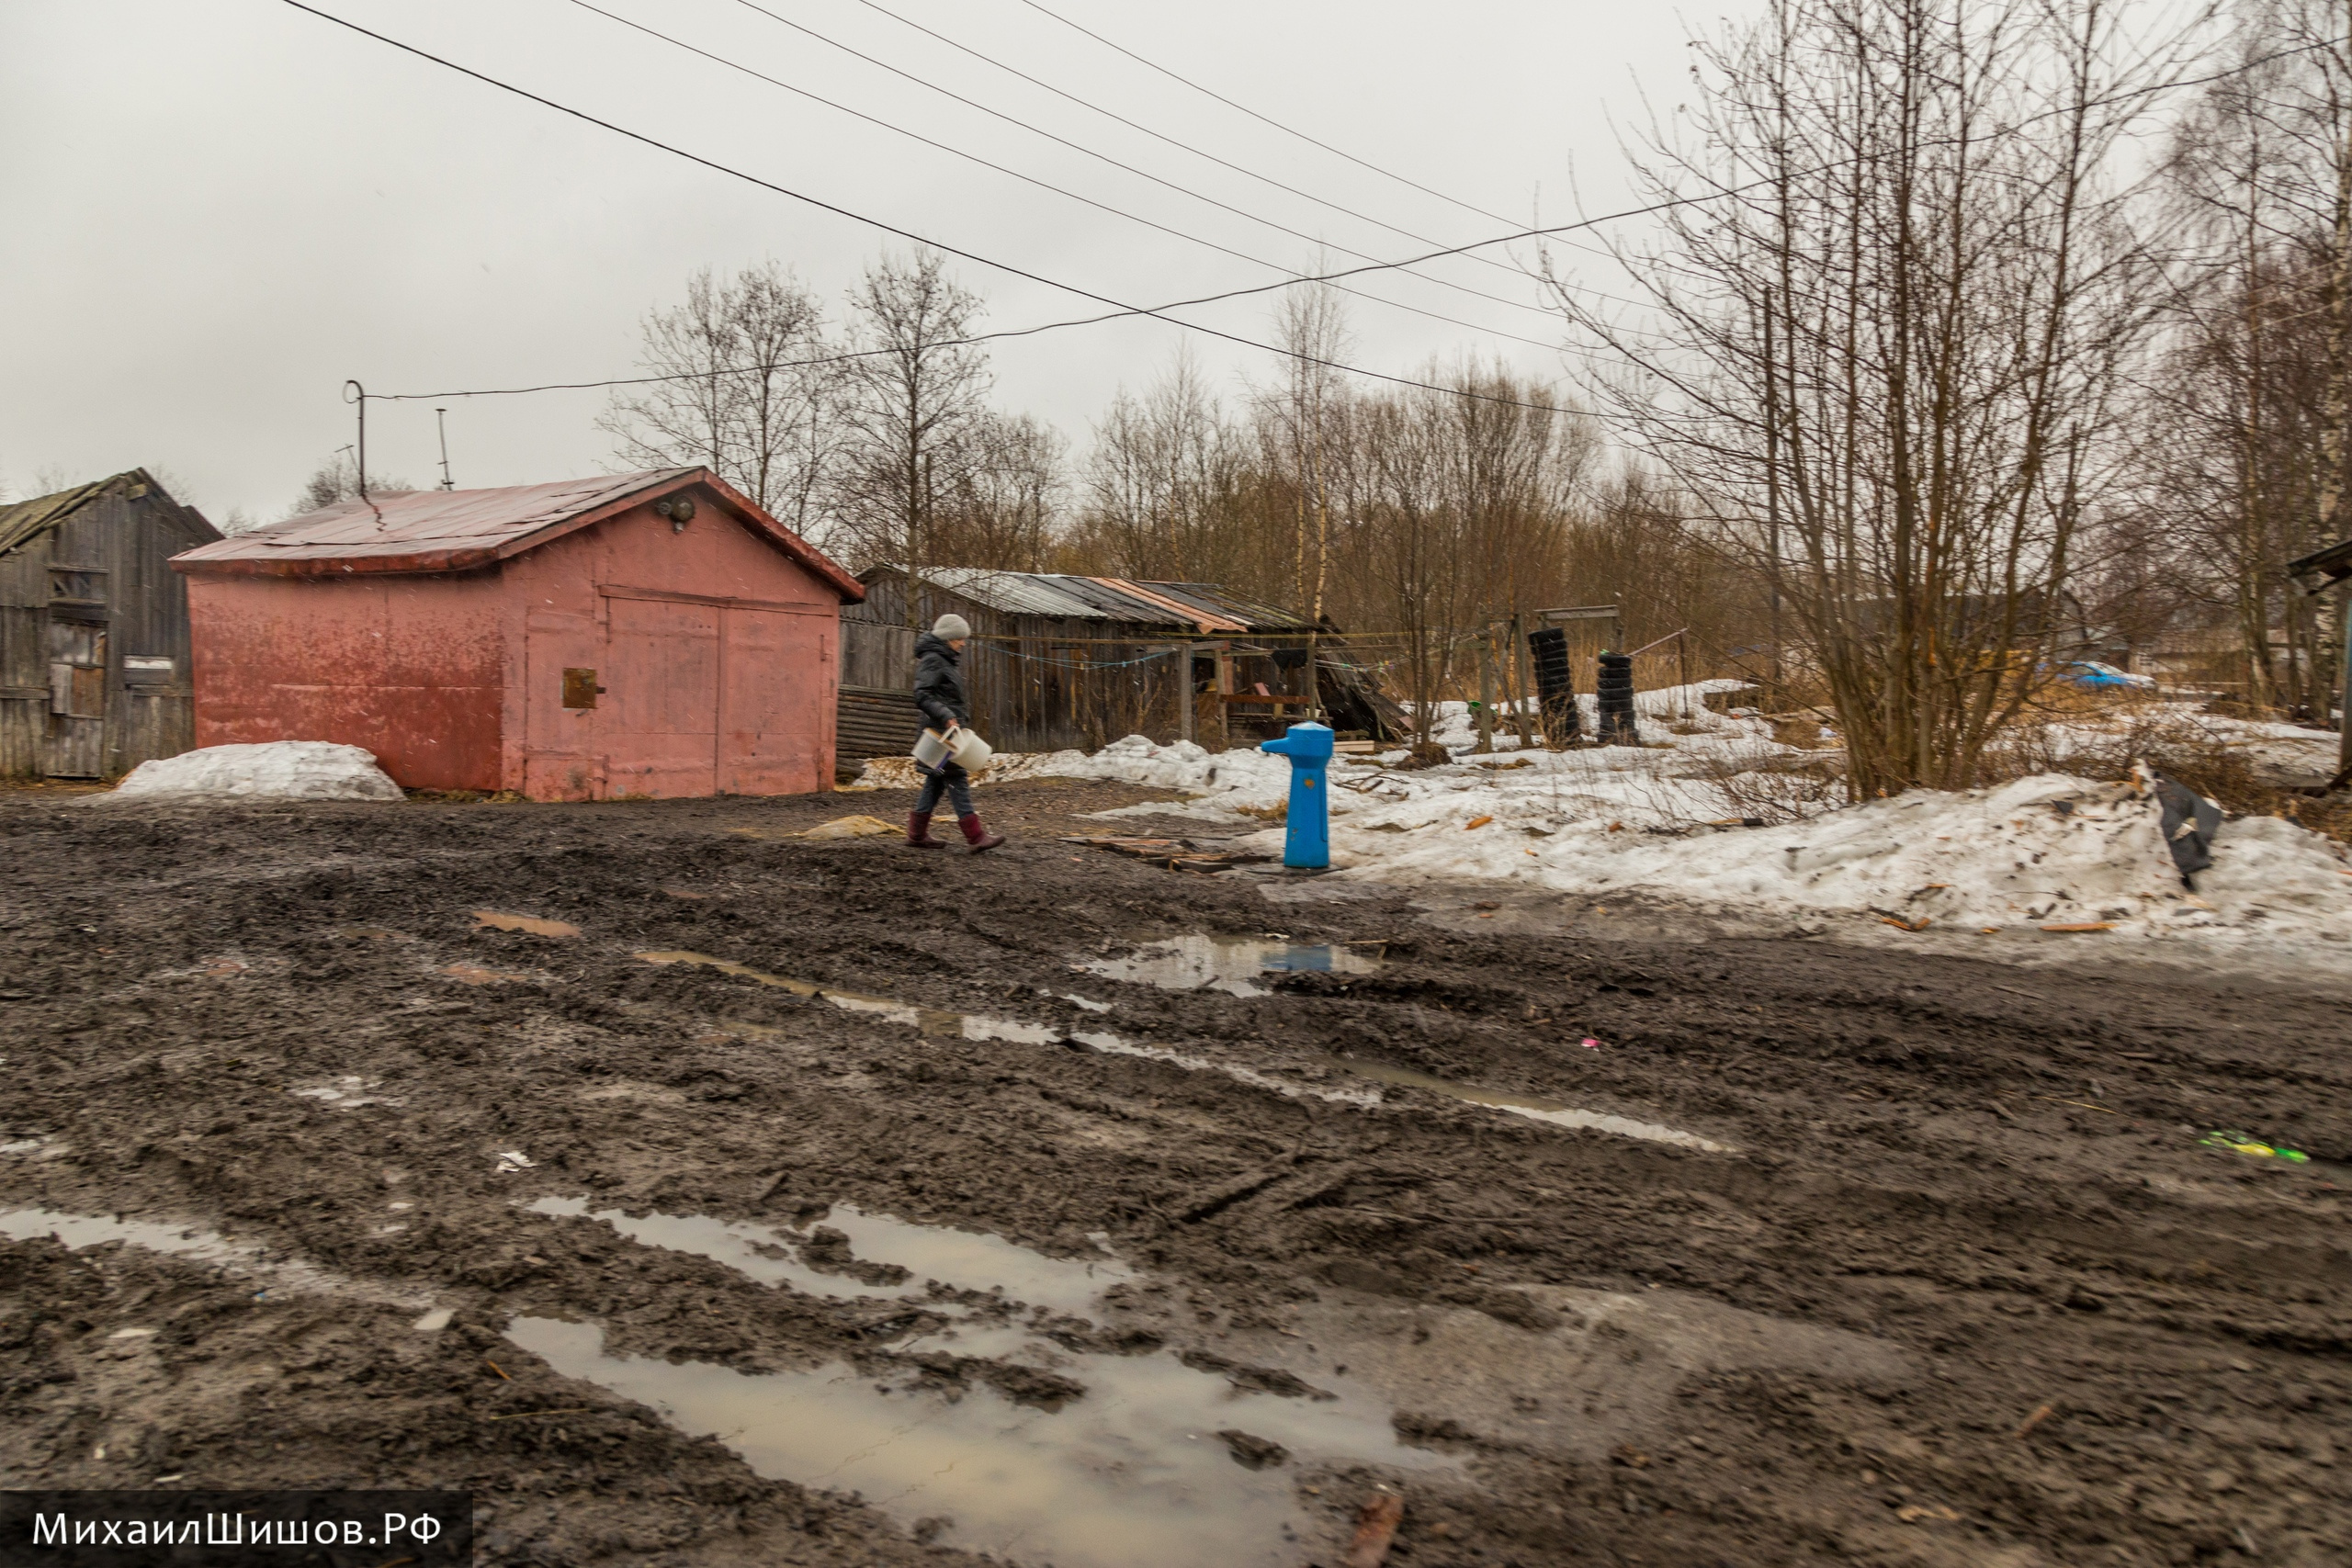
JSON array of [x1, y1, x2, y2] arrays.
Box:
[[1258, 721, 1333, 870]]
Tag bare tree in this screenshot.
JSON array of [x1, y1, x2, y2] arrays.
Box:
[[1558, 0, 2177, 793], [832, 250, 992, 625], [597, 262, 839, 531], [1254, 285, 1355, 624], [289, 451, 410, 517], [2147, 0, 2352, 716], [1078, 347, 1246, 581], [929, 411, 1066, 572]]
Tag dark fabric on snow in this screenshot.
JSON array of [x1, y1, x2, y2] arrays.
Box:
[[2154, 776, 2223, 885], [912, 631, 970, 737], [915, 758, 974, 819]]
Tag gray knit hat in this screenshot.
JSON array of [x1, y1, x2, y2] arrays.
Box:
[[932, 614, 972, 640]]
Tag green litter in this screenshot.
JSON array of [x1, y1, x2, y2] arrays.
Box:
[[2200, 1130, 2312, 1164]]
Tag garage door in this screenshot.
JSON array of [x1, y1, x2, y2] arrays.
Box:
[[718, 606, 831, 795], [602, 596, 719, 798]]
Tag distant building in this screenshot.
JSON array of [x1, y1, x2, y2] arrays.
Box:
[[0, 469, 220, 779], [839, 565, 1405, 765], [171, 468, 863, 799]]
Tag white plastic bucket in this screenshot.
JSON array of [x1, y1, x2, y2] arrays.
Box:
[[947, 728, 994, 771], [911, 728, 951, 768]]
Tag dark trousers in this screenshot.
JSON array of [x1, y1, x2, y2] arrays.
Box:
[[915, 760, 974, 818]]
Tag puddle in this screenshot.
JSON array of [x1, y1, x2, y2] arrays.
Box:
[[0, 1206, 408, 1301], [473, 910, 582, 938], [529, 1197, 1128, 1315], [508, 1203, 1442, 1567], [1319, 1057, 1732, 1151], [441, 963, 538, 986], [636, 951, 1056, 1045], [1082, 935, 1380, 997], [1069, 1032, 1379, 1108], [626, 951, 1735, 1138], [1041, 988, 1116, 1013]]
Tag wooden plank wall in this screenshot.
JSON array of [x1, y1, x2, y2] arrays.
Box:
[[843, 574, 1191, 752], [0, 479, 215, 778]]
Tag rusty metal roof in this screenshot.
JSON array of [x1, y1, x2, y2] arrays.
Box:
[[1135, 581, 1314, 634], [172, 468, 863, 600]]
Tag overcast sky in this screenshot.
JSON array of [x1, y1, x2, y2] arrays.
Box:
[[1, 0, 1751, 522]]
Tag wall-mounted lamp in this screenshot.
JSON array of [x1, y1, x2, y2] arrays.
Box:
[[655, 496, 695, 533]]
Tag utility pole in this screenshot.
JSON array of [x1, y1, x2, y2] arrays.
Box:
[[1508, 611, 1533, 749], [435, 408, 455, 491], [343, 380, 382, 526], [1474, 618, 1496, 754]]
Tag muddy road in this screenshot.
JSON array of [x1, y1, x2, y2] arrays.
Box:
[[2, 779, 2347, 1567]]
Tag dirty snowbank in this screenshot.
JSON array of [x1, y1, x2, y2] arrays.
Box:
[[1340, 771, 2352, 947], [109, 741, 404, 801], [852, 694, 2352, 954]]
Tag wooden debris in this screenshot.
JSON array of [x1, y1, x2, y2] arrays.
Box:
[[2040, 921, 2119, 932], [2013, 1402, 2056, 1438], [1464, 815, 1494, 830], [1060, 835, 1272, 874], [1342, 1491, 1406, 1568]]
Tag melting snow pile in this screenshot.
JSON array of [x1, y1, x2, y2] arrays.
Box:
[[1489, 773, 2351, 943], [852, 684, 2352, 954], [111, 741, 404, 801]]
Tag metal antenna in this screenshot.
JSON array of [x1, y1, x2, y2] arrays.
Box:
[[435, 407, 454, 490], [344, 379, 384, 526]]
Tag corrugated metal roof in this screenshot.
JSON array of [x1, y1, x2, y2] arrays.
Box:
[[886, 566, 1197, 626], [0, 473, 129, 558], [172, 467, 864, 600], [1148, 581, 1317, 633], [911, 567, 1138, 621], [1094, 577, 1250, 634], [873, 563, 1320, 633]]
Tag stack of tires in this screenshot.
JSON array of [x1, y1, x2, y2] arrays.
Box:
[[1528, 627, 1580, 749]]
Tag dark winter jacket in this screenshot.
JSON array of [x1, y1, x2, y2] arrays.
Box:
[[912, 631, 970, 737]]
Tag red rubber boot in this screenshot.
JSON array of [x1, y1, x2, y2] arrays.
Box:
[[906, 810, 947, 848], [958, 814, 1005, 852]]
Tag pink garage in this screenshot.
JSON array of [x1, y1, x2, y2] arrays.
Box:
[[171, 468, 864, 800]]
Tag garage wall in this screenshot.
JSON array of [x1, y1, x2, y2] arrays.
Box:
[[499, 494, 840, 800], [186, 572, 505, 791]]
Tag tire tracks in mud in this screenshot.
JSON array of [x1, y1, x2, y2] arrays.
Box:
[[4, 782, 2350, 1565]]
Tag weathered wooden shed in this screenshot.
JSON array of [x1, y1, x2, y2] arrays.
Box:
[[838, 565, 1404, 765], [0, 469, 220, 779], [171, 468, 862, 800]]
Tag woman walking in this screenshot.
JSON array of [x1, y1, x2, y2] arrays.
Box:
[[907, 614, 1005, 852]]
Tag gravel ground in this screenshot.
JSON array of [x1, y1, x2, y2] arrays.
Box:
[[2, 778, 2347, 1567]]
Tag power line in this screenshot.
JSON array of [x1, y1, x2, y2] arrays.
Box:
[[710, 0, 1561, 323], [835, 0, 1549, 290], [285, 2, 2345, 410], [836, 0, 1675, 322], [562, 0, 1566, 352], [278, 0, 1592, 415], [1010, 0, 1523, 230]]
